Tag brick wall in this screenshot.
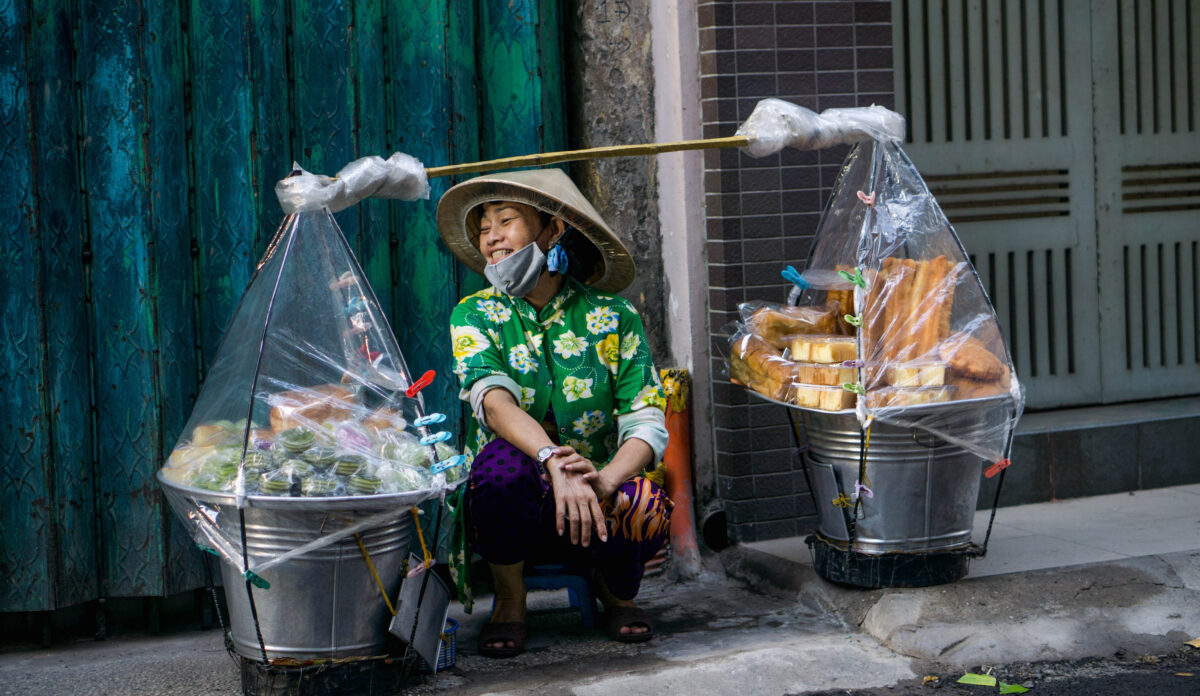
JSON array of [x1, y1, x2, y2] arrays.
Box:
[[698, 0, 894, 543]]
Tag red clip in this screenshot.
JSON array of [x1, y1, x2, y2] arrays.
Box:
[[984, 458, 1011, 479], [358, 343, 381, 362], [405, 370, 436, 398], [856, 190, 876, 207]]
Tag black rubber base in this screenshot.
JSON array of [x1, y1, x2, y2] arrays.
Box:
[[806, 535, 972, 588], [237, 653, 418, 696]]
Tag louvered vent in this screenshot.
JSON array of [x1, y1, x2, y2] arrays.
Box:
[[926, 169, 1070, 223], [970, 248, 1079, 380], [1121, 241, 1200, 369], [1115, 0, 1199, 136], [1122, 163, 1200, 214]]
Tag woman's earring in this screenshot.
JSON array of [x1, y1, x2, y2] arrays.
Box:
[[547, 243, 568, 274]]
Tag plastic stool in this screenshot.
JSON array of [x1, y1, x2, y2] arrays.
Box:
[[491, 563, 598, 628]]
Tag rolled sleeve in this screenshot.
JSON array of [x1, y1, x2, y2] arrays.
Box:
[[617, 406, 669, 466], [467, 375, 523, 433]]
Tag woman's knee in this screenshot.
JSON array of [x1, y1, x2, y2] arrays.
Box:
[[606, 478, 673, 544]]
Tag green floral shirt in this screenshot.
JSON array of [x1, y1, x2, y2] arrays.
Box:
[[450, 277, 667, 466]]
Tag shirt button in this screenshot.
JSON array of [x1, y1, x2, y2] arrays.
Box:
[[546, 380, 553, 387], [560, 427, 567, 434]]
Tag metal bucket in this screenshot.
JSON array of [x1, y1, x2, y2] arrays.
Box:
[[160, 474, 427, 660], [803, 409, 982, 555]]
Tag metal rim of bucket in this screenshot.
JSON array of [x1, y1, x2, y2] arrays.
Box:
[[157, 469, 448, 512]]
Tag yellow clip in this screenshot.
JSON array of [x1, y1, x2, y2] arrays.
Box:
[[832, 493, 853, 508]]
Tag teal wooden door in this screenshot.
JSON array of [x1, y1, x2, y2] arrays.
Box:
[[1, 0, 565, 613]]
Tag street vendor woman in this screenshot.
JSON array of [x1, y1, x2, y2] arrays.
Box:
[[437, 168, 672, 658]]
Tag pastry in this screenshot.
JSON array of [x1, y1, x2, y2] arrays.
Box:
[[278, 427, 315, 454], [792, 385, 857, 411], [269, 384, 355, 433], [347, 473, 382, 495], [886, 361, 947, 387], [191, 424, 228, 447], [866, 386, 954, 408], [729, 334, 800, 401], [938, 335, 1008, 382], [301, 475, 339, 497], [333, 453, 366, 477]]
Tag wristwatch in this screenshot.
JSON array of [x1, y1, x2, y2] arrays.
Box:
[[535, 445, 556, 476]]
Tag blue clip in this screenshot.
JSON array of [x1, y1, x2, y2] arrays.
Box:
[[431, 454, 468, 474], [420, 431, 452, 446], [196, 544, 220, 557], [343, 296, 366, 315], [414, 413, 446, 427], [781, 265, 808, 290]]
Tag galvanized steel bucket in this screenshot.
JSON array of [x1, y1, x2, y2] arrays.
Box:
[[804, 408, 983, 555], [161, 474, 430, 660]]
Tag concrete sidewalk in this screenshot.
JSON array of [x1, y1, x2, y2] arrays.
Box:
[[1, 485, 1197, 695]]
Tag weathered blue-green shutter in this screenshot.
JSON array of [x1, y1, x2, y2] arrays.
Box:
[[30, 0, 98, 610], [80, 0, 165, 597], [1, 0, 54, 612], [148, 0, 205, 594], [247, 1, 293, 259]]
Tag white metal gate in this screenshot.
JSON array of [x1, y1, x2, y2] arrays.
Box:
[[894, 0, 1200, 410]]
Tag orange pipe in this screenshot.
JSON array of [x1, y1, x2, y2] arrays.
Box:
[[662, 369, 701, 576]]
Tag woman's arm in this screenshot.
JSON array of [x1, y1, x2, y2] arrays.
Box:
[[563, 436, 653, 500], [480, 388, 608, 546]]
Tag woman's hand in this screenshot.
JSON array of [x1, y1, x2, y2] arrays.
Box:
[[557, 456, 619, 501], [547, 448, 607, 547]]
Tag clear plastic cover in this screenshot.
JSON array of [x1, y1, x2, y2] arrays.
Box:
[[725, 139, 1024, 463], [158, 209, 464, 573]]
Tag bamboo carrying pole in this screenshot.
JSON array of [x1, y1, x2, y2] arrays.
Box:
[[424, 135, 750, 179]]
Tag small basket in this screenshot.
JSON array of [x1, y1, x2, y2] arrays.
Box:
[[417, 618, 457, 673]]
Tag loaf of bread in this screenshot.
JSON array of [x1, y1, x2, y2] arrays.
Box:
[[746, 305, 837, 349], [794, 362, 857, 386], [886, 361, 947, 388]]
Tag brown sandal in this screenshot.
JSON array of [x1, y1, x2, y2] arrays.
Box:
[[604, 605, 655, 643], [477, 621, 527, 658]]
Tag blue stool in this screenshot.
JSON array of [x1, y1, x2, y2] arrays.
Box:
[[492, 563, 598, 628]]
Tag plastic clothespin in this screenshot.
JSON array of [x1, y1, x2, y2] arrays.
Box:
[[405, 370, 436, 398], [781, 265, 808, 290], [837, 267, 867, 289], [854, 480, 874, 499], [841, 382, 866, 395], [343, 296, 366, 315], [243, 570, 270, 590], [842, 359, 863, 368], [984, 458, 1012, 479], [432, 454, 468, 474], [420, 431, 452, 446], [844, 313, 863, 327], [196, 544, 220, 557], [856, 190, 876, 207], [831, 493, 853, 509], [413, 413, 447, 427]]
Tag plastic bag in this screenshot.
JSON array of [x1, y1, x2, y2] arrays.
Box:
[[725, 139, 1024, 463], [737, 99, 906, 157], [158, 209, 467, 573]]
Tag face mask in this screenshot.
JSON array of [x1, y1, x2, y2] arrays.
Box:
[[484, 242, 546, 298]]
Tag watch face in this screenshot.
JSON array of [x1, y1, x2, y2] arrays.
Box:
[[537, 446, 555, 462]]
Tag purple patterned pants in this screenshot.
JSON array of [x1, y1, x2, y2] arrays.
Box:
[[466, 438, 673, 600]]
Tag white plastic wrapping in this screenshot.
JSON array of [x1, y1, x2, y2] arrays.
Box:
[[736, 98, 906, 158], [274, 152, 430, 213]]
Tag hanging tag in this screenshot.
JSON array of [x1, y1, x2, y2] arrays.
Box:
[[420, 431, 452, 446], [243, 570, 271, 590], [856, 190, 876, 207], [405, 369, 436, 398], [414, 413, 447, 427], [841, 382, 866, 395], [837, 267, 867, 289], [431, 454, 468, 474], [984, 458, 1012, 478], [844, 313, 863, 327], [854, 480, 874, 499], [781, 265, 808, 290]]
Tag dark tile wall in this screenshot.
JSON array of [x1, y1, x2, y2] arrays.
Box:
[[699, 0, 895, 543]]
